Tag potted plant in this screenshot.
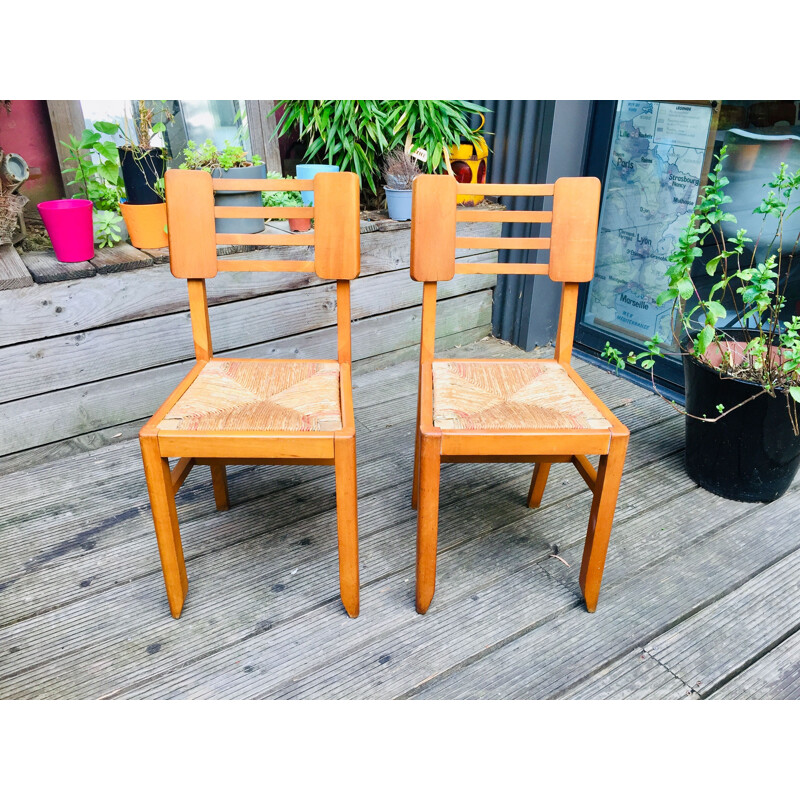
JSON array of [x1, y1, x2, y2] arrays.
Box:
[[180, 139, 266, 234], [381, 148, 421, 221], [115, 101, 172, 205], [89, 101, 173, 248], [269, 100, 490, 209], [60, 122, 127, 247], [603, 146, 800, 502], [261, 172, 309, 232]]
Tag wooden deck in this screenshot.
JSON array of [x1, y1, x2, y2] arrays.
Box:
[[1, 337, 798, 700]]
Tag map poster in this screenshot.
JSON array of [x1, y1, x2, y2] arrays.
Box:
[[583, 101, 713, 345]]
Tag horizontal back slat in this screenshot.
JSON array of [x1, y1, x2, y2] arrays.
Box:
[[212, 179, 314, 191], [455, 209, 552, 223], [216, 260, 314, 273], [477, 183, 554, 197], [455, 262, 549, 275], [456, 236, 550, 251], [216, 233, 315, 247], [214, 207, 314, 219]]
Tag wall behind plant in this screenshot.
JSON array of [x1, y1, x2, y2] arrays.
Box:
[[0, 101, 62, 205]]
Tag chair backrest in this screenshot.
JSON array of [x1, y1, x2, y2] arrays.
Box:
[[164, 169, 361, 363], [410, 174, 601, 365]]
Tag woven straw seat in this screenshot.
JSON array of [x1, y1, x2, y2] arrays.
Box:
[[159, 359, 342, 432], [432, 360, 612, 431]]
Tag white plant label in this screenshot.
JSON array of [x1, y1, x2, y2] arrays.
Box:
[[410, 147, 428, 163]]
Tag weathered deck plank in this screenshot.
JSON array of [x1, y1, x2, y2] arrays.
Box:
[[1, 337, 799, 700], [412, 485, 800, 699], [643, 549, 800, 697], [560, 649, 690, 700], [709, 630, 800, 700]]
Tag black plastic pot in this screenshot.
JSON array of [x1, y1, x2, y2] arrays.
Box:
[[211, 164, 266, 234], [118, 147, 165, 205], [684, 351, 800, 503]]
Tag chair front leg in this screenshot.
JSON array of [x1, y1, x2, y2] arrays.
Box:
[[140, 434, 189, 619], [579, 431, 629, 612], [334, 432, 360, 618], [415, 431, 442, 614]]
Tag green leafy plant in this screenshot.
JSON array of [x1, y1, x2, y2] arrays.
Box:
[[270, 100, 489, 198], [180, 139, 263, 172], [93, 209, 123, 248], [261, 171, 303, 207], [603, 146, 800, 432], [60, 121, 125, 212]]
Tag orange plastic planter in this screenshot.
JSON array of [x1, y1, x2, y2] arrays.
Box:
[[120, 202, 168, 248]]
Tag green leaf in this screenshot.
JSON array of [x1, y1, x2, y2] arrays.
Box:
[[94, 141, 119, 162], [695, 324, 715, 355], [152, 122, 166, 134], [656, 288, 678, 306], [789, 386, 800, 404], [78, 130, 101, 150], [98, 161, 120, 184], [677, 277, 695, 300], [94, 121, 120, 135]]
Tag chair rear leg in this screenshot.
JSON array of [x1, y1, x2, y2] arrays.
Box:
[[415, 432, 442, 614], [334, 433, 360, 618], [140, 435, 188, 619], [579, 432, 629, 612], [527, 462, 552, 508], [210, 462, 230, 511]]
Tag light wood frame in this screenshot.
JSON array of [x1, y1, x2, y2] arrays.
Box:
[[139, 170, 360, 619], [410, 174, 629, 614]]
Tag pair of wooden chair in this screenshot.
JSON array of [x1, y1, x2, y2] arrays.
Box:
[[139, 170, 628, 621]]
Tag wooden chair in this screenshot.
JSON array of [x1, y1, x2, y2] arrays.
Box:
[[410, 174, 629, 614], [139, 169, 360, 619]]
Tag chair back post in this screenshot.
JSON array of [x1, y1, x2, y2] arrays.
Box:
[[166, 169, 219, 362], [314, 171, 360, 365], [411, 175, 458, 363], [187, 279, 213, 361], [549, 177, 601, 364]]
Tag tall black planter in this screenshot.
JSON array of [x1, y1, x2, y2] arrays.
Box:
[[684, 354, 800, 503], [118, 147, 165, 205], [212, 164, 267, 234]]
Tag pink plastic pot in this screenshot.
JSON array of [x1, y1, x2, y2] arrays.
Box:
[[37, 199, 95, 262]]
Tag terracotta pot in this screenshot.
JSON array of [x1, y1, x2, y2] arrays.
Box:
[[288, 217, 311, 232], [120, 202, 168, 249]]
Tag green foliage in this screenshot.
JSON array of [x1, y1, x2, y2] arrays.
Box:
[[261, 171, 303, 207], [60, 123, 125, 212], [270, 100, 490, 197], [602, 145, 800, 426], [93, 209, 123, 248], [180, 139, 263, 172]]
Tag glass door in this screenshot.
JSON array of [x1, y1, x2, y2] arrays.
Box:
[[576, 99, 800, 394], [575, 100, 718, 392]]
